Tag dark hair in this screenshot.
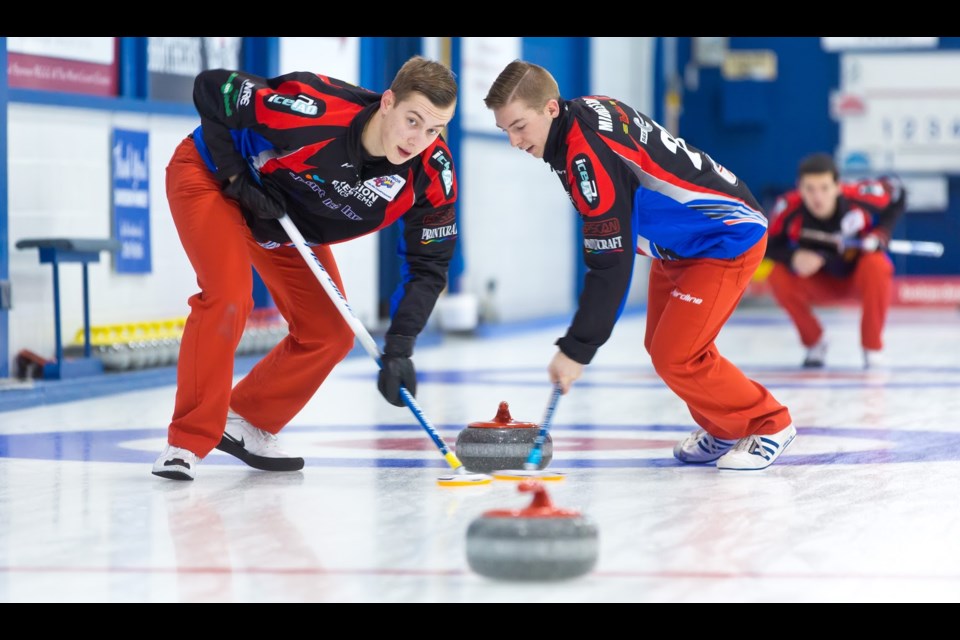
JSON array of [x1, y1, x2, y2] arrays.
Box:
[[483, 59, 560, 111], [798, 153, 838, 181], [390, 55, 457, 108]]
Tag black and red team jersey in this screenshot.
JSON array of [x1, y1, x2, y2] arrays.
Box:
[[542, 96, 768, 364], [189, 69, 458, 339], [766, 177, 906, 278]]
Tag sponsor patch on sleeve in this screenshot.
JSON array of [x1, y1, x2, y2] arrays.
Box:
[[582, 235, 624, 254], [429, 148, 454, 198], [263, 93, 325, 118], [571, 154, 599, 210], [858, 181, 885, 198], [582, 218, 620, 236], [582, 217, 623, 254], [420, 207, 458, 245]]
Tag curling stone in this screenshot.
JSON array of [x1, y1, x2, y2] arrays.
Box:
[[455, 401, 552, 475], [466, 480, 598, 581]]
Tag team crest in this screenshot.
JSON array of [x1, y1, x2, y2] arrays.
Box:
[[364, 174, 406, 201]]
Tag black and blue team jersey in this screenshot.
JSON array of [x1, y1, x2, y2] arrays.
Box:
[[189, 69, 458, 339], [542, 96, 768, 364]]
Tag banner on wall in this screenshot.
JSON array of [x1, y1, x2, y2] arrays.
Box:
[[148, 37, 243, 102], [461, 37, 521, 133], [112, 129, 152, 274], [7, 37, 117, 96]]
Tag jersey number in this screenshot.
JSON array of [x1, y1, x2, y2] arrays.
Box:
[[653, 122, 738, 185]]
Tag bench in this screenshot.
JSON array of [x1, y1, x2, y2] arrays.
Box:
[[15, 238, 121, 379]]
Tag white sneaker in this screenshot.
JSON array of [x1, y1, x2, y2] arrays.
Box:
[[863, 349, 884, 369], [152, 444, 201, 481], [803, 338, 828, 368], [716, 424, 797, 471], [215, 411, 304, 472], [673, 429, 739, 463]]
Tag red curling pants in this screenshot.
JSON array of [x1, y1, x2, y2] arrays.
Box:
[[644, 236, 793, 440], [165, 138, 354, 457], [766, 252, 893, 351]]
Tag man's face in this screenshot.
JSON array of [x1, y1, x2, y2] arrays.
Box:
[[798, 172, 841, 220], [379, 90, 455, 165], [493, 98, 558, 159]]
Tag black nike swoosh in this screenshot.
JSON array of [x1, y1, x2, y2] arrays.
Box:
[[223, 432, 245, 450]]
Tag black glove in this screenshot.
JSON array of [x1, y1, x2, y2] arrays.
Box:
[[378, 335, 416, 407], [223, 172, 286, 220]]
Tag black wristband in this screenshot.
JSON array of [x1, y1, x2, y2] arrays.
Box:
[[555, 335, 597, 365], [384, 334, 415, 358]]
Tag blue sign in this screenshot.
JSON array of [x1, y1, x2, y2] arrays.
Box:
[[112, 129, 151, 273]]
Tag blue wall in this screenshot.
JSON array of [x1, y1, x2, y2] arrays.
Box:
[[673, 36, 960, 276], [676, 37, 839, 210]]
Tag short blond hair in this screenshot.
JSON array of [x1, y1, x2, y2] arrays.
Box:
[[390, 55, 458, 108], [483, 60, 560, 111]]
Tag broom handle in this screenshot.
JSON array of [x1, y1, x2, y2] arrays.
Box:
[[800, 228, 944, 257], [523, 384, 563, 470], [277, 214, 466, 472]]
